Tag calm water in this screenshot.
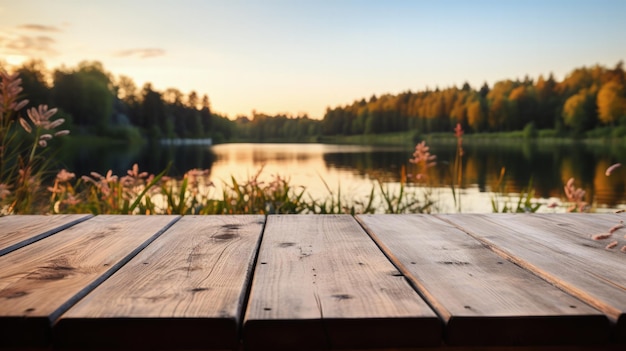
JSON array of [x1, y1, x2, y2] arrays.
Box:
[[59, 141, 626, 213]]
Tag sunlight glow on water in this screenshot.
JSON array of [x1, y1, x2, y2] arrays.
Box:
[[204, 143, 626, 213], [63, 142, 626, 213]]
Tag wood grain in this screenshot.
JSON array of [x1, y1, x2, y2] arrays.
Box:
[[438, 213, 626, 343], [357, 214, 609, 346], [0, 214, 92, 256], [0, 215, 179, 348], [55, 215, 265, 350], [244, 215, 440, 350]]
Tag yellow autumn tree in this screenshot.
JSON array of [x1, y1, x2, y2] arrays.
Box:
[[562, 88, 597, 132], [467, 99, 485, 131], [597, 81, 626, 124]]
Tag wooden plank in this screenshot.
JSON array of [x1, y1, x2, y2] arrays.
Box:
[[438, 213, 626, 343], [0, 215, 179, 348], [243, 215, 441, 350], [0, 214, 92, 256], [357, 214, 609, 347], [55, 215, 265, 350]]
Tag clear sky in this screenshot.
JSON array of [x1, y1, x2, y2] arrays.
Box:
[[1, 0, 625, 119]]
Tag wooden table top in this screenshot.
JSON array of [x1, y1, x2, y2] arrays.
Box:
[[0, 213, 624, 350]]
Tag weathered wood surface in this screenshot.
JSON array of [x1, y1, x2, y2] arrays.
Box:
[[0, 214, 91, 256], [0, 214, 623, 350], [438, 213, 626, 342], [244, 215, 441, 350], [0, 215, 179, 348], [357, 214, 610, 346], [55, 215, 265, 350]]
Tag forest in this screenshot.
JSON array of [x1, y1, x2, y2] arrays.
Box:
[[9, 60, 235, 143], [5, 60, 626, 143], [321, 61, 626, 138]]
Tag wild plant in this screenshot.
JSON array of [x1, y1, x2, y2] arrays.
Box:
[[310, 176, 376, 215], [0, 71, 69, 214], [56, 164, 165, 214], [160, 168, 214, 214], [208, 167, 308, 214], [451, 123, 464, 212], [595, 162, 626, 252], [491, 167, 541, 213], [563, 177, 588, 212], [378, 166, 428, 213], [48, 169, 80, 213], [405, 140, 438, 213]]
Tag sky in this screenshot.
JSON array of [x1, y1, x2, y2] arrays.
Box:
[[1, 0, 625, 119]]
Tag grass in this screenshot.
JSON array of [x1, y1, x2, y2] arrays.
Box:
[[490, 167, 542, 213], [315, 128, 626, 148], [2, 71, 617, 216], [317, 131, 417, 146]]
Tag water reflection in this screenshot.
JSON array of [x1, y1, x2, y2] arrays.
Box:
[[58, 141, 626, 212], [59, 141, 217, 177]]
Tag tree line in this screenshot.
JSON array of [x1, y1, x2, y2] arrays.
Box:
[[8, 60, 234, 143], [6, 60, 626, 143], [321, 61, 626, 137], [234, 112, 321, 141]]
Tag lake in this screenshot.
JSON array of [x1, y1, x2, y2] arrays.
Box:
[[59, 141, 626, 213]]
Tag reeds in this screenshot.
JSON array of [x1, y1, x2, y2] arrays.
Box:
[[490, 167, 542, 213], [3, 71, 624, 216], [0, 70, 70, 214]]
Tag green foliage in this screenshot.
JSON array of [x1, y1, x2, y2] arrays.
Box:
[[8, 59, 624, 216], [52, 62, 114, 130], [51, 164, 167, 215], [450, 124, 464, 212], [584, 126, 612, 139], [491, 167, 541, 213], [611, 126, 626, 138], [234, 112, 320, 142], [522, 122, 538, 139], [15, 59, 51, 107], [9, 60, 235, 143], [101, 125, 143, 143], [11, 59, 626, 144], [319, 62, 625, 138], [562, 88, 598, 134], [536, 128, 571, 139], [377, 180, 428, 214], [217, 170, 307, 214], [0, 71, 71, 214]]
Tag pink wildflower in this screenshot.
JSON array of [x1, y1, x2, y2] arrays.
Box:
[[47, 170, 75, 194], [63, 195, 81, 206], [56, 169, 76, 183], [608, 221, 624, 234], [605, 163, 621, 176], [17, 103, 69, 148], [0, 70, 29, 115], [564, 177, 587, 212], [409, 141, 437, 182], [82, 170, 117, 197], [592, 233, 612, 240], [185, 169, 211, 187], [0, 183, 10, 199], [26, 105, 58, 128], [127, 164, 149, 179]]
